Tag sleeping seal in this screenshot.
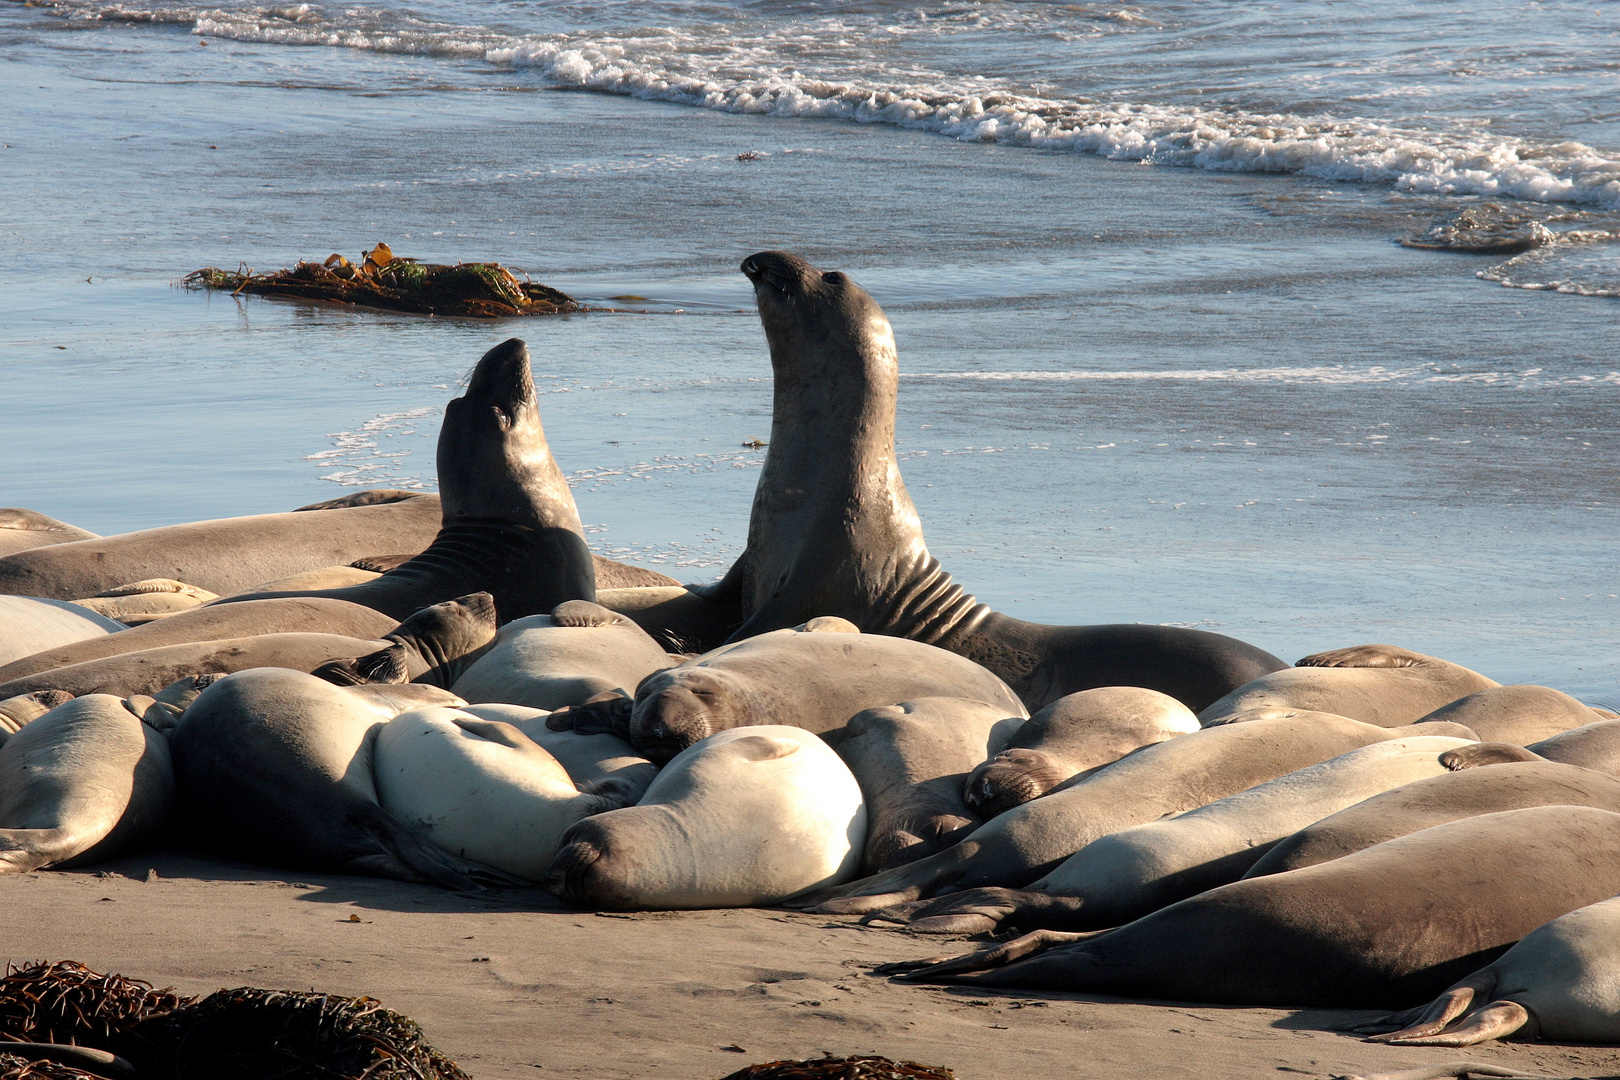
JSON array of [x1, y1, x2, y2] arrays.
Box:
[[169, 667, 511, 887], [606, 252, 1286, 714], [868, 735, 1474, 934], [449, 600, 674, 711], [880, 806, 1620, 1008], [801, 712, 1430, 915], [1359, 895, 1620, 1045], [1414, 684, 1609, 745], [0, 694, 174, 872], [0, 508, 98, 558], [0, 596, 126, 668], [826, 697, 1024, 874], [219, 339, 596, 624], [964, 686, 1199, 819], [1246, 760, 1620, 878], [373, 707, 635, 881], [1198, 644, 1499, 726], [619, 626, 1027, 764], [546, 725, 865, 910]]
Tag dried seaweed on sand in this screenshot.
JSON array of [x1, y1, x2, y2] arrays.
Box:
[[185, 242, 581, 318], [719, 1056, 956, 1080]]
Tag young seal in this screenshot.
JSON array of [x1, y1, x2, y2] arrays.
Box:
[[545, 725, 866, 910], [618, 625, 1028, 764], [0, 593, 498, 700], [0, 694, 174, 873], [169, 667, 507, 888], [0, 596, 398, 685], [1357, 895, 1620, 1046], [1198, 644, 1499, 726], [879, 806, 1620, 1008], [1243, 760, 1620, 878], [1414, 684, 1608, 745], [0, 490, 441, 599], [220, 339, 595, 624], [963, 686, 1200, 819], [0, 508, 98, 558], [868, 735, 1473, 934], [825, 697, 1024, 874], [373, 707, 635, 881], [616, 251, 1286, 714], [449, 600, 674, 711], [800, 712, 1428, 915], [0, 596, 126, 668]]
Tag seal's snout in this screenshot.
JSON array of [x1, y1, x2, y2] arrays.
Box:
[[464, 337, 536, 412], [628, 680, 717, 764], [545, 831, 604, 903], [740, 250, 814, 294]]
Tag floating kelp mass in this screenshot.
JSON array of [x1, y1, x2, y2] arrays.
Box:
[[185, 243, 580, 318]]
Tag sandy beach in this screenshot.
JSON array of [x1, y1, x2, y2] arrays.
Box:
[[4, 851, 1618, 1080]]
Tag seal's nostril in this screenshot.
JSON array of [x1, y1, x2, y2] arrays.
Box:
[[742, 258, 759, 277]]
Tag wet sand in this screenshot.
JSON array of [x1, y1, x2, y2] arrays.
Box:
[[8, 851, 1620, 1080]]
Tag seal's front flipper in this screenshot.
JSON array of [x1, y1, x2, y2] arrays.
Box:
[[1298, 644, 1433, 668], [1439, 743, 1546, 771]]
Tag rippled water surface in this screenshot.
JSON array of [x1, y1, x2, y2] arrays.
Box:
[[2, 0, 1616, 699]]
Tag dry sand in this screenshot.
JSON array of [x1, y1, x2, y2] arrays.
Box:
[[6, 851, 1619, 1080]]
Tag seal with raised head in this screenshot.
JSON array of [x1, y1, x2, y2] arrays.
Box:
[[169, 667, 511, 887], [879, 806, 1620, 1007], [866, 735, 1474, 934], [0, 694, 174, 873], [800, 712, 1435, 915], [604, 252, 1287, 714], [1198, 644, 1499, 726], [619, 625, 1028, 764], [964, 686, 1200, 819], [220, 339, 594, 624], [546, 725, 866, 910], [1243, 759, 1620, 878], [825, 697, 1024, 874], [1357, 895, 1620, 1046]]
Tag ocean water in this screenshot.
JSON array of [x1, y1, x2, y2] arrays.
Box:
[[1, 0, 1616, 700]]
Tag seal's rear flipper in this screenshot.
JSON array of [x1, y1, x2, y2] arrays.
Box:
[[352, 806, 525, 891], [0, 829, 58, 874], [788, 841, 979, 913], [1439, 743, 1547, 771]]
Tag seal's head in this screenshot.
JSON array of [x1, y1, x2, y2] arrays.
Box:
[[627, 666, 754, 764], [962, 748, 1078, 819], [438, 338, 581, 534], [740, 251, 895, 382]]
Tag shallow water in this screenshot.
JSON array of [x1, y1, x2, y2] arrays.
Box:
[[2, 1, 1616, 701]]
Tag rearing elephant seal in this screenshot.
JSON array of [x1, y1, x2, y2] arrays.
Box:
[[219, 339, 596, 624], [607, 252, 1286, 713], [622, 626, 1027, 764]]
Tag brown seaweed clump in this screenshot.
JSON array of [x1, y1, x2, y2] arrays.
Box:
[[185, 242, 580, 318], [0, 962, 469, 1080], [719, 1056, 956, 1080]]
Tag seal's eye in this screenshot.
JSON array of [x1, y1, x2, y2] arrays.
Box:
[[822, 271, 846, 285]]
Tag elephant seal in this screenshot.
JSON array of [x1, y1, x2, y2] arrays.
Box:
[[964, 686, 1199, 819], [1522, 718, 1620, 776], [1359, 896, 1620, 1045], [456, 702, 659, 800], [70, 579, 219, 625], [1197, 644, 1499, 726], [634, 251, 1286, 714], [619, 626, 1027, 764], [0, 689, 74, 742], [219, 339, 595, 624], [545, 725, 866, 910], [1414, 684, 1608, 745], [0, 490, 441, 600], [374, 708, 635, 881], [170, 668, 508, 887], [1244, 760, 1620, 878], [0, 597, 398, 684], [449, 600, 674, 711], [0, 596, 126, 668], [801, 712, 1428, 915], [869, 735, 1474, 934], [0, 694, 174, 872], [880, 806, 1620, 1007], [0, 508, 98, 557], [0, 593, 498, 700], [824, 697, 1024, 874]]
